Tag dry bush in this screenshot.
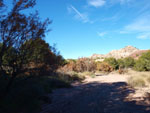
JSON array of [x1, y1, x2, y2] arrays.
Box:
[[74, 58, 86, 72], [97, 62, 113, 72], [126, 70, 150, 87], [58, 60, 76, 73], [118, 68, 124, 74], [59, 58, 96, 73], [128, 76, 146, 88], [74, 58, 96, 72], [118, 67, 128, 74]]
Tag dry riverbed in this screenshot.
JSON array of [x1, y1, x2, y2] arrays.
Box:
[[41, 72, 150, 113]]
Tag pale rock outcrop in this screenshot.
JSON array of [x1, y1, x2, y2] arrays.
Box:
[[91, 46, 146, 60]]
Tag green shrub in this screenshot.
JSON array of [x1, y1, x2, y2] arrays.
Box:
[[134, 51, 150, 71], [124, 57, 135, 68], [134, 59, 146, 71], [117, 59, 125, 68], [117, 57, 135, 69], [104, 57, 118, 70]]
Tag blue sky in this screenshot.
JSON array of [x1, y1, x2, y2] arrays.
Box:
[[6, 0, 150, 59]]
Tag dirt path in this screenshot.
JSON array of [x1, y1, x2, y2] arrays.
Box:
[[41, 74, 150, 113]]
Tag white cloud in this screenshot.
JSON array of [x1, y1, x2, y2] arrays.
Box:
[[101, 12, 122, 22], [125, 16, 150, 32], [121, 15, 150, 39], [67, 5, 91, 23], [137, 33, 150, 39], [88, 0, 106, 8], [97, 32, 107, 37]]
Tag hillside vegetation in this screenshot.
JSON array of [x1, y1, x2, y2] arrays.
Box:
[[61, 50, 150, 73]]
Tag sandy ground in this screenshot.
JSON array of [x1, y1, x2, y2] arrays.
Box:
[[41, 73, 150, 113], [84, 73, 128, 83]]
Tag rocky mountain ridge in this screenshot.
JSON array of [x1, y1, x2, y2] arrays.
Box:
[[91, 46, 148, 60]]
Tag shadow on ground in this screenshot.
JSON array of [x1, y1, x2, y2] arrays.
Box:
[[41, 82, 150, 113]]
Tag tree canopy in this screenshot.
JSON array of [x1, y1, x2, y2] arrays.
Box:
[[134, 51, 150, 71], [0, 0, 64, 97]]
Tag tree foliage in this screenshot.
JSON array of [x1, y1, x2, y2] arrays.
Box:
[[123, 57, 135, 68], [0, 0, 64, 98], [21, 38, 64, 71], [104, 57, 118, 70], [134, 51, 150, 71], [0, 0, 50, 76], [117, 59, 125, 68]]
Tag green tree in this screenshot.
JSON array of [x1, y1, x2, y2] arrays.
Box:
[[134, 51, 150, 71], [104, 57, 118, 70], [117, 59, 125, 68], [124, 57, 135, 68], [0, 0, 50, 96], [20, 38, 64, 73]]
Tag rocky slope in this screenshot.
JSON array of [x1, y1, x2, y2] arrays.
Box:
[[129, 50, 149, 59], [91, 46, 148, 60]]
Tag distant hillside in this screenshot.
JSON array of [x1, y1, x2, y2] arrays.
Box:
[[129, 50, 149, 59], [91, 46, 148, 61]]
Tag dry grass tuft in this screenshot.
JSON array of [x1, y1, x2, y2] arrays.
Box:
[[128, 76, 146, 88], [127, 71, 150, 88], [79, 71, 96, 78]]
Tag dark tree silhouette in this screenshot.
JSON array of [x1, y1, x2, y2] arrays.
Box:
[[20, 38, 64, 75], [0, 0, 51, 96]]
